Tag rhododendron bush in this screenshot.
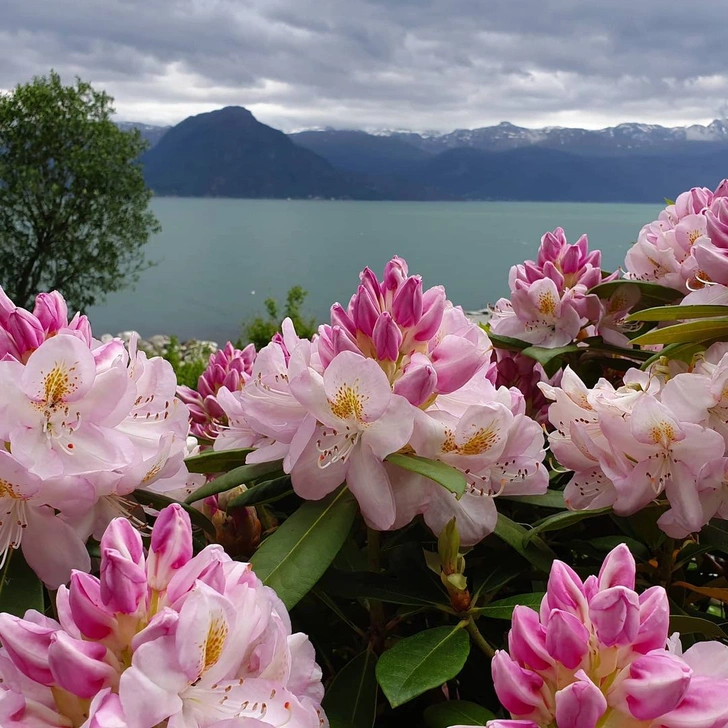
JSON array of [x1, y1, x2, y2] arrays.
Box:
[[3, 183, 728, 728]]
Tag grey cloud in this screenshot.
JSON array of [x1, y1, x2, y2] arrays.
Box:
[[2, 0, 728, 131]]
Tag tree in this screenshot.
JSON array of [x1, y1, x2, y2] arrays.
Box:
[[243, 285, 318, 349], [0, 71, 160, 310]]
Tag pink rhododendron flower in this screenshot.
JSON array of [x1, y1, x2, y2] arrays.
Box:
[[177, 342, 256, 440], [624, 179, 728, 293], [491, 229, 615, 348], [450, 545, 728, 728], [0, 504, 327, 728], [0, 288, 192, 587], [541, 361, 727, 538]]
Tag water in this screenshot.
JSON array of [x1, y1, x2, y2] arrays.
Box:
[[86, 198, 662, 344]]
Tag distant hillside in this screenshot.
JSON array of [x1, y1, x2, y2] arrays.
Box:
[[134, 107, 728, 202], [116, 122, 169, 148]]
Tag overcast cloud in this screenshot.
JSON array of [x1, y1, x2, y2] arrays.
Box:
[[3, 0, 728, 132]]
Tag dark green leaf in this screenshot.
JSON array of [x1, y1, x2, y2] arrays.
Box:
[[376, 625, 470, 708], [184, 448, 254, 474], [627, 305, 728, 322], [323, 650, 378, 728], [319, 570, 449, 607], [0, 551, 44, 617], [501, 490, 567, 509], [525, 507, 612, 542], [424, 701, 495, 728], [386, 453, 466, 497], [250, 487, 357, 609], [132, 489, 216, 537], [589, 280, 683, 306], [471, 555, 523, 600], [669, 615, 727, 639], [485, 331, 530, 351], [184, 460, 284, 503], [226, 475, 293, 509], [520, 344, 581, 377], [473, 592, 545, 619], [493, 514, 555, 574], [701, 519, 728, 555]]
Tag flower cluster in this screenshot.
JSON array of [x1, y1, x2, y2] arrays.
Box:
[[490, 228, 620, 348], [177, 341, 257, 440], [0, 289, 190, 587], [624, 179, 728, 298], [540, 344, 728, 537], [450, 545, 728, 728], [0, 504, 327, 727], [213, 258, 548, 544]]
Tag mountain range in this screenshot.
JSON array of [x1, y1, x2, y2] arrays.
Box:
[[121, 110, 728, 202]]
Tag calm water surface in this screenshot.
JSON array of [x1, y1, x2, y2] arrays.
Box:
[[86, 199, 662, 343]]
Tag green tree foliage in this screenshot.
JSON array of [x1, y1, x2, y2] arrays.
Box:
[[244, 285, 317, 349], [0, 70, 160, 310]]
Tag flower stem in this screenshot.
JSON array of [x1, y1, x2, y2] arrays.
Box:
[[465, 618, 496, 658], [367, 527, 386, 647]]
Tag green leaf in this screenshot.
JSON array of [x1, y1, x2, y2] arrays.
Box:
[[250, 487, 357, 609], [0, 551, 44, 617], [501, 490, 567, 509], [703, 519, 728, 554], [631, 318, 728, 346], [525, 507, 612, 542], [669, 615, 727, 639], [473, 592, 546, 619], [627, 305, 728, 322], [376, 624, 470, 708], [386, 453, 466, 497], [424, 701, 495, 728], [485, 331, 530, 351], [184, 448, 254, 474], [471, 555, 523, 600], [132, 489, 216, 537], [322, 650, 378, 728], [318, 570, 449, 607], [184, 460, 284, 503], [589, 280, 683, 306], [520, 344, 582, 377], [493, 514, 555, 574], [226, 475, 293, 509]]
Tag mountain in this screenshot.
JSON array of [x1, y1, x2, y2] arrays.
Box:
[[289, 129, 431, 174], [141, 107, 405, 199], [116, 122, 169, 148], [133, 107, 728, 202]]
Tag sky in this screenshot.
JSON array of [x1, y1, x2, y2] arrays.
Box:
[[3, 0, 728, 133]]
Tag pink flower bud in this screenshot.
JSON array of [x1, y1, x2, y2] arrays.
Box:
[[484, 722, 539, 728], [554, 671, 606, 728], [412, 286, 446, 341], [597, 543, 635, 590], [359, 267, 382, 304], [589, 586, 640, 647], [330, 303, 356, 337], [0, 613, 55, 685], [509, 606, 551, 672], [714, 179, 728, 200], [100, 549, 147, 614], [392, 275, 423, 328], [100, 518, 144, 569], [67, 573, 117, 640], [372, 312, 402, 361], [393, 354, 437, 406], [147, 504, 193, 591], [545, 609, 589, 669], [541, 561, 587, 621], [7, 309, 45, 357], [85, 689, 127, 728], [560, 244, 583, 275], [492, 651, 548, 721], [166, 545, 228, 604], [614, 652, 692, 721], [48, 631, 118, 698], [352, 284, 380, 336], [382, 256, 408, 293], [32, 291, 68, 332], [538, 228, 567, 266], [331, 325, 361, 357], [633, 586, 670, 654]]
